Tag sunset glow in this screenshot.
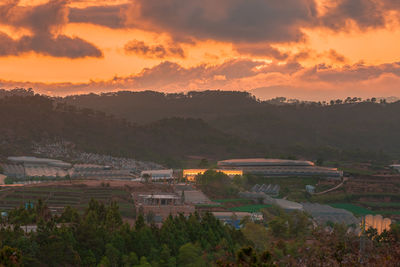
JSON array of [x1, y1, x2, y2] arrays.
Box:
[[1, 0, 400, 99]]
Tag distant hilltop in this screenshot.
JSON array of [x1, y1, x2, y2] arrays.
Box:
[[2, 90, 400, 165]]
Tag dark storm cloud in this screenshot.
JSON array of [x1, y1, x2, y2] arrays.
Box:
[[127, 0, 318, 43], [320, 0, 386, 30], [63, 0, 400, 41], [0, 33, 18, 55], [381, 0, 400, 9], [69, 4, 128, 29], [0, 33, 102, 58], [320, 0, 400, 31], [0, 0, 102, 58], [122, 0, 400, 58], [0, 0, 67, 33], [124, 40, 185, 58], [2, 0, 399, 59]]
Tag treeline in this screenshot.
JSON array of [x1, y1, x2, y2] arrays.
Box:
[[1, 199, 399, 266], [61, 90, 400, 162], [0, 94, 262, 166], [61, 90, 260, 124], [3, 89, 400, 163], [0, 199, 245, 266], [0, 88, 35, 98]]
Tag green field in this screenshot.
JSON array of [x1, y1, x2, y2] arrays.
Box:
[[213, 198, 250, 203], [228, 204, 272, 213], [311, 192, 400, 204], [359, 202, 400, 208]]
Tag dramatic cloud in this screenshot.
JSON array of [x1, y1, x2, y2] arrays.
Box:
[[1, 0, 400, 99], [326, 49, 348, 63], [320, 0, 400, 31], [126, 0, 318, 43], [234, 43, 289, 60], [2, 59, 400, 100], [69, 4, 127, 29], [0, 59, 265, 94], [0, 0, 102, 58], [65, 0, 400, 37], [321, 0, 386, 30], [124, 40, 185, 58], [300, 62, 400, 82]]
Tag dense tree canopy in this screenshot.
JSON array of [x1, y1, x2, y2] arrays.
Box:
[[62, 90, 400, 162], [2, 90, 400, 164], [1, 200, 399, 266], [0, 200, 247, 266], [0, 94, 261, 166]]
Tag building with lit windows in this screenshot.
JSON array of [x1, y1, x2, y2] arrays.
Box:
[[182, 169, 243, 181]]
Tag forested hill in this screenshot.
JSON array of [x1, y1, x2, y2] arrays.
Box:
[[61, 90, 400, 161], [3, 89, 400, 163], [61, 90, 261, 124], [0, 95, 263, 165]]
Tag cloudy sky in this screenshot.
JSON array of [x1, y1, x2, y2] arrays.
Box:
[[1, 0, 400, 100]]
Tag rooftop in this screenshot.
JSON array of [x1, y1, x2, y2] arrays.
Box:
[[275, 199, 304, 210], [138, 194, 180, 199], [7, 156, 71, 168], [141, 169, 173, 175], [218, 158, 314, 167]]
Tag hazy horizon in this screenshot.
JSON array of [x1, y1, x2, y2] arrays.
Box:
[[2, 87, 400, 103]]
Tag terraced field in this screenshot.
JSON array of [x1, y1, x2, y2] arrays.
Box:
[[359, 202, 400, 208], [207, 198, 270, 213], [311, 176, 400, 218], [329, 203, 374, 216], [0, 185, 135, 218]]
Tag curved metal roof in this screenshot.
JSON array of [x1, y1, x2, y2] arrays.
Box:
[[218, 158, 314, 167], [7, 156, 71, 168]]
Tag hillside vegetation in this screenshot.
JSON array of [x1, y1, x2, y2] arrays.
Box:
[[62, 90, 400, 161], [0, 94, 262, 166], [2, 89, 400, 164]]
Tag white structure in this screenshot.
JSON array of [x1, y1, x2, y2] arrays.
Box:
[[390, 164, 400, 173], [4, 156, 72, 178], [138, 194, 181, 205], [275, 199, 304, 211], [140, 169, 174, 181], [302, 203, 359, 225], [365, 214, 392, 234], [8, 156, 71, 169]]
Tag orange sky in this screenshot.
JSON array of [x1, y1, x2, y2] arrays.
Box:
[[1, 0, 400, 100]]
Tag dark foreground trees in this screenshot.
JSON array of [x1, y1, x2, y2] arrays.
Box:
[[0, 200, 399, 266], [0, 200, 245, 266]]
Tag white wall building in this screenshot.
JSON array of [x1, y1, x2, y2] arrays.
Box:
[[140, 169, 174, 181]]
